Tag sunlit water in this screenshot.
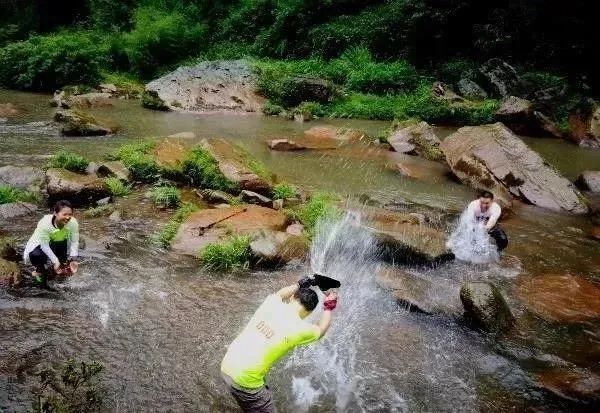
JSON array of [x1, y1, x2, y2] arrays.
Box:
[[447, 208, 499, 264], [1, 90, 599, 412]]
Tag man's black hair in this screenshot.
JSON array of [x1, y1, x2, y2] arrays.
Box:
[[54, 200, 73, 213], [294, 288, 319, 312], [478, 190, 494, 200]]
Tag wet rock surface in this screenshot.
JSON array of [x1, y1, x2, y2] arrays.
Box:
[[249, 229, 309, 267], [494, 96, 562, 138], [441, 123, 588, 213], [567, 101, 600, 148], [0, 166, 44, 191], [0, 202, 37, 219], [53, 109, 117, 136], [460, 281, 514, 333], [388, 121, 445, 161], [535, 367, 600, 403], [575, 171, 600, 192], [44, 168, 110, 206]]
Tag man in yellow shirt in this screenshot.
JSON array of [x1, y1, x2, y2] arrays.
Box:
[[221, 277, 338, 412]]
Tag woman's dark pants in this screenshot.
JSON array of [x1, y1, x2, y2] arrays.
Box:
[[28, 240, 68, 278]]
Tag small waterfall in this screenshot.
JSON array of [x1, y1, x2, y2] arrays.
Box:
[[286, 211, 406, 412], [446, 208, 499, 264]]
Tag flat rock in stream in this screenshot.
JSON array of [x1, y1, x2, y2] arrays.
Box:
[[0, 103, 22, 117], [250, 229, 310, 268], [171, 205, 288, 256], [145, 60, 265, 113], [0, 165, 45, 191], [54, 109, 117, 136], [376, 265, 462, 315], [440, 123, 588, 213], [535, 367, 600, 403], [460, 281, 514, 333], [44, 168, 110, 206], [0, 202, 37, 219], [387, 121, 445, 161]]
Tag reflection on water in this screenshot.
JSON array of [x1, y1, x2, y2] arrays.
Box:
[[1, 90, 599, 412]]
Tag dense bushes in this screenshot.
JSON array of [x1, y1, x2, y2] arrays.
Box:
[[0, 32, 108, 91]]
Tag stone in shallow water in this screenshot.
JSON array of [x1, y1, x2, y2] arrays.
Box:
[[535, 367, 600, 403], [460, 281, 514, 333], [516, 274, 600, 323]]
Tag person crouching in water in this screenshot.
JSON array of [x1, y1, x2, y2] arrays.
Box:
[[23, 200, 80, 285], [468, 191, 508, 251], [221, 278, 337, 412]]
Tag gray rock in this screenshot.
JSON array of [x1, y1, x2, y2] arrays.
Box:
[[44, 168, 110, 206], [250, 230, 309, 268], [0, 202, 37, 219], [567, 101, 600, 148], [97, 161, 132, 182], [478, 58, 519, 97], [0, 166, 44, 191], [86, 162, 100, 175], [96, 197, 112, 206], [387, 121, 444, 161], [457, 78, 488, 100], [53, 109, 117, 136], [267, 139, 307, 151], [494, 96, 562, 138], [196, 189, 236, 205], [575, 171, 600, 193], [241, 190, 272, 206], [460, 281, 514, 333], [108, 210, 122, 222], [440, 123, 588, 214]]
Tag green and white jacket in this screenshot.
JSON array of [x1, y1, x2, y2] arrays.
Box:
[[23, 214, 79, 265]]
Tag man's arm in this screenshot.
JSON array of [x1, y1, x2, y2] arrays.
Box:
[[485, 205, 501, 230], [276, 284, 299, 300], [317, 292, 337, 337]]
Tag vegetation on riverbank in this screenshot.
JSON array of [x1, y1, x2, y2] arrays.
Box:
[[48, 151, 90, 173], [153, 202, 198, 247], [0, 184, 37, 205], [0, 1, 595, 125], [199, 234, 252, 271]]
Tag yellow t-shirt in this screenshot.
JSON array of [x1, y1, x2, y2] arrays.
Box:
[[221, 294, 321, 389]]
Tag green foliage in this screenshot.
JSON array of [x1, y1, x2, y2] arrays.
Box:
[[182, 147, 237, 192], [114, 141, 160, 182], [437, 59, 479, 85], [0, 184, 37, 205], [297, 193, 339, 235], [31, 358, 103, 413], [149, 185, 181, 208], [48, 151, 90, 173], [199, 234, 251, 271], [327, 93, 401, 120], [83, 204, 116, 218], [0, 31, 108, 91], [293, 102, 325, 119], [262, 101, 284, 116], [272, 183, 296, 200], [520, 71, 565, 97], [101, 71, 144, 98], [116, 6, 207, 79], [104, 177, 132, 197], [153, 202, 199, 247]]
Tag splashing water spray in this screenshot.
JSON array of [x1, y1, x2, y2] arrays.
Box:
[[446, 208, 499, 264], [285, 211, 407, 412]]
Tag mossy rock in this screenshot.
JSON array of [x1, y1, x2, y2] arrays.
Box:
[[142, 90, 170, 111], [53, 109, 117, 136]]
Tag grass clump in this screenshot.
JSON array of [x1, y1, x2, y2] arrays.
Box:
[[113, 141, 160, 182], [149, 185, 181, 208], [182, 147, 237, 192], [48, 151, 89, 173], [0, 184, 38, 205], [296, 193, 339, 235], [83, 204, 115, 218], [199, 234, 251, 271], [153, 202, 198, 248], [101, 71, 144, 98], [262, 101, 284, 116], [104, 177, 131, 197], [272, 183, 296, 200]]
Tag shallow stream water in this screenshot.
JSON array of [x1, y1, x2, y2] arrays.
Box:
[[1, 90, 599, 412]]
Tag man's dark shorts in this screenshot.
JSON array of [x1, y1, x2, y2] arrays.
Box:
[[222, 374, 276, 413]]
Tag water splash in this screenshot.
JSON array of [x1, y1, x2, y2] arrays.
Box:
[[288, 211, 405, 412], [446, 209, 499, 264]]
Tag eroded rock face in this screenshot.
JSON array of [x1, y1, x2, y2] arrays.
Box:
[[145, 60, 265, 113], [440, 123, 588, 214], [199, 138, 274, 195], [376, 265, 462, 315], [516, 274, 600, 323], [171, 205, 288, 256], [44, 168, 110, 206], [53, 109, 117, 136], [460, 281, 514, 333], [387, 121, 444, 161]]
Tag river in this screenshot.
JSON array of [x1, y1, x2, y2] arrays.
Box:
[[1, 90, 599, 412]]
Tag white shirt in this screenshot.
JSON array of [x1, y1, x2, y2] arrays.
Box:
[[467, 200, 501, 230], [23, 215, 79, 265]]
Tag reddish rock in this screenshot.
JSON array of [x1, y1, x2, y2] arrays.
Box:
[[304, 126, 366, 142], [591, 226, 600, 240], [171, 205, 288, 256], [153, 138, 192, 173], [0, 103, 22, 117], [267, 139, 307, 151], [0, 257, 21, 288], [536, 367, 600, 403], [250, 230, 310, 267], [516, 274, 600, 322], [568, 103, 600, 148]]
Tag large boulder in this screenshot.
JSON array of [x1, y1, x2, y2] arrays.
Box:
[[567, 101, 600, 148], [494, 96, 562, 138], [359, 208, 453, 266], [535, 367, 600, 403], [516, 274, 600, 323], [96, 161, 132, 182], [0, 166, 44, 191], [171, 205, 288, 256], [53, 109, 117, 136], [575, 171, 600, 192], [53, 92, 113, 109], [440, 123, 588, 214], [145, 60, 264, 113], [280, 76, 336, 107], [153, 138, 193, 176], [267, 139, 307, 151], [0, 103, 22, 117], [250, 230, 310, 268], [457, 78, 488, 100], [44, 168, 110, 206], [478, 58, 519, 97], [376, 265, 462, 315], [387, 121, 444, 161], [0, 257, 21, 288], [199, 138, 274, 195], [0, 202, 37, 219], [459, 281, 514, 333]]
